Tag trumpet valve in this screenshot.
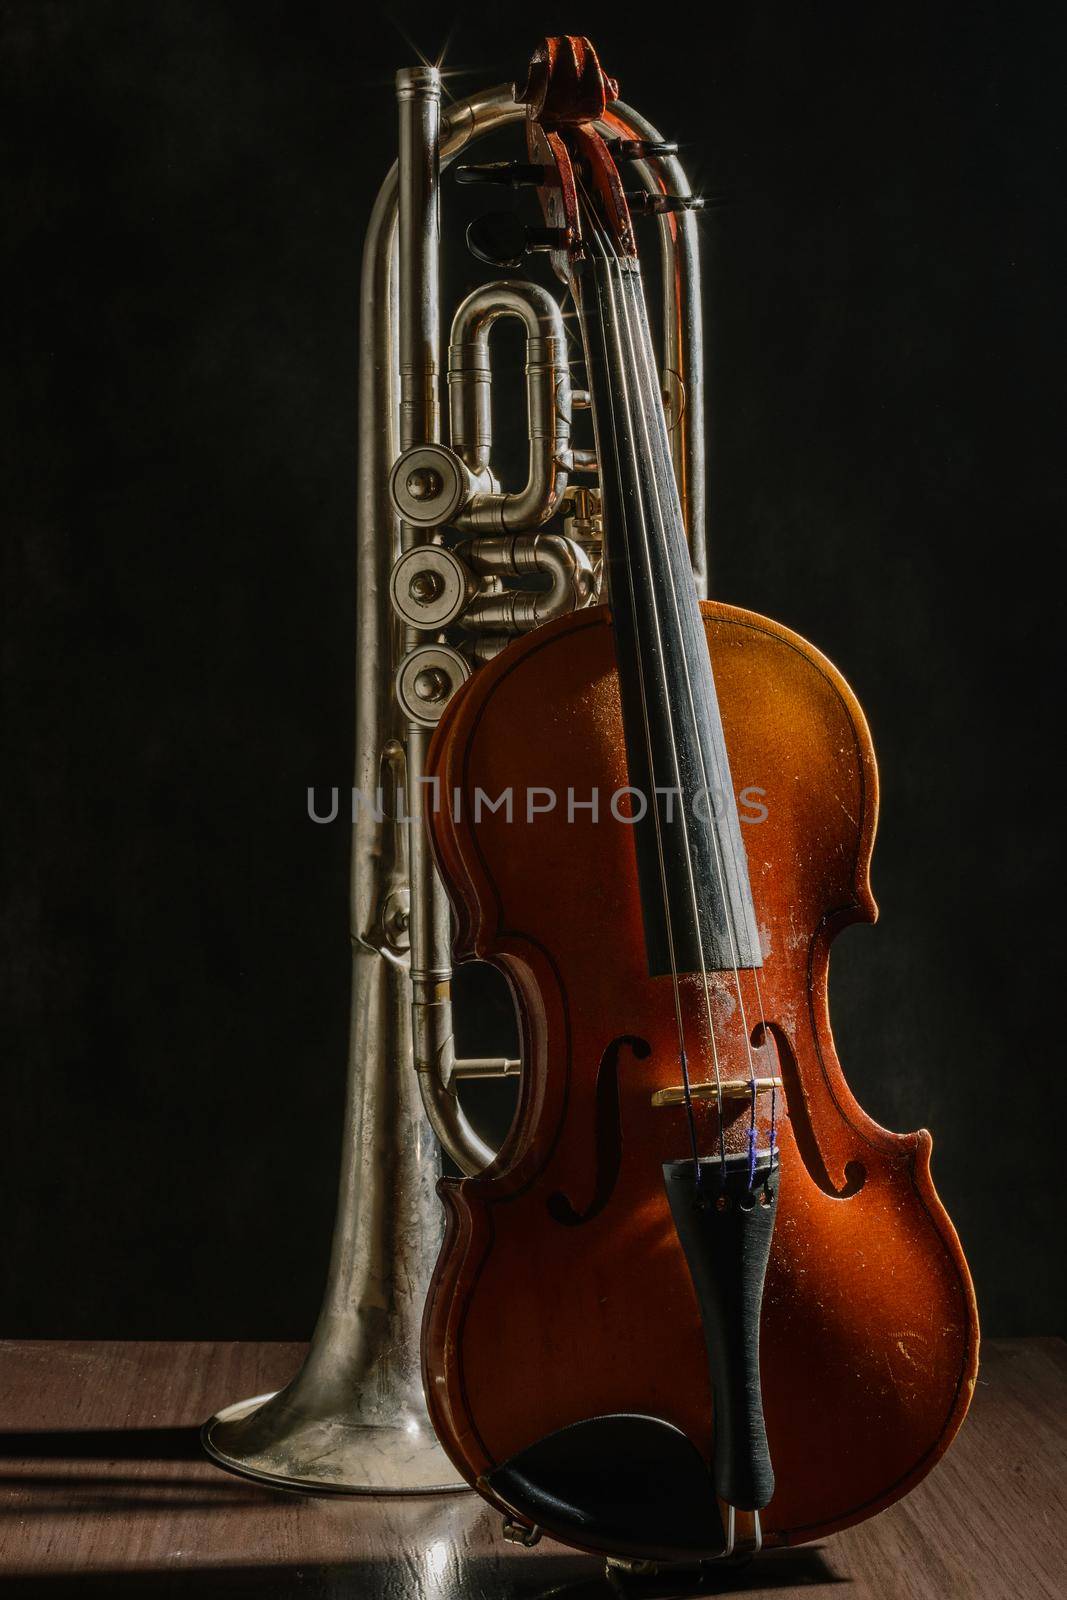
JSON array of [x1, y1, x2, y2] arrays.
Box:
[[389, 443, 477, 528], [390, 545, 478, 631], [395, 644, 471, 726]]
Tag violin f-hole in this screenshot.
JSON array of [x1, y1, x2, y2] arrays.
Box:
[[763, 1022, 865, 1199], [548, 1035, 651, 1226]]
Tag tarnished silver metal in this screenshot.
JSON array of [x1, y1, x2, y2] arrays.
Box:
[[449, 281, 572, 533], [458, 533, 595, 636], [395, 73, 494, 1184], [389, 277, 572, 538], [451, 1055, 521, 1080], [396, 642, 471, 725], [204, 66, 708, 1495], [390, 544, 478, 631], [202, 65, 466, 1496], [612, 107, 708, 597], [389, 443, 478, 529]]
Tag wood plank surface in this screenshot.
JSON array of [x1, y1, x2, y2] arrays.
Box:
[[0, 1338, 1062, 1598]]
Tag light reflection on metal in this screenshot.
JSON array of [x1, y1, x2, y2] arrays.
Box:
[[203, 65, 708, 1494]]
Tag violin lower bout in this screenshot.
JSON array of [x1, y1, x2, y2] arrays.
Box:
[[422, 601, 978, 1555]]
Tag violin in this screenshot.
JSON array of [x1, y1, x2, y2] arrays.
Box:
[[421, 35, 978, 1564]]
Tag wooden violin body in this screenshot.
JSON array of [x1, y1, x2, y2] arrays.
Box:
[[423, 601, 978, 1553]]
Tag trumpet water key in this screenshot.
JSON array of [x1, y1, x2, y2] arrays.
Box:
[[420, 35, 978, 1562]]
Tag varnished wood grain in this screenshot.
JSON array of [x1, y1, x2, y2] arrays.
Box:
[[0, 1339, 1061, 1597], [424, 604, 978, 1550]]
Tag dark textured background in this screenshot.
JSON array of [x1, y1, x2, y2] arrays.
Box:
[[2, 1, 1063, 1340]]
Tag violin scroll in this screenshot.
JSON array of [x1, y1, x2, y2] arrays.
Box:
[[518, 35, 619, 127], [515, 35, 637, 280]]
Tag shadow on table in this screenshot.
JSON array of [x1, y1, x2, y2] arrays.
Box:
[[0, 1547, 844, 1599], [0, 1424, 271, 1515], [0, 1427, 203, 1461], [0, 1424, 845, 1597]]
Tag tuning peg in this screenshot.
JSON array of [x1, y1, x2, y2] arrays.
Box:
[[609, 138, 679, 160], [625, 192, 707, 216], [466, 212, 567, 268], [456, 161, 551, 189]]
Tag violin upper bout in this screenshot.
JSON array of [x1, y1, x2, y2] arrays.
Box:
[[697, 599, 881, 936]]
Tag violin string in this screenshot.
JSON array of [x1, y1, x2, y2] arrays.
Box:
[[602, 249, 730, 1174], [574, 196, 703, 1182], [582, 170, 772, 1188], [619, 266, 771, 1185], [628, 270, 773, 1184], [581, 174, 777, 1189], [579, 181, 727, 1182]]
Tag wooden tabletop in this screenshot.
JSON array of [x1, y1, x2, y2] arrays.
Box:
[[0, 1337, 1062, 1598]]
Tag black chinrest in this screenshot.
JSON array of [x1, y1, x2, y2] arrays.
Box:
[[487, 1413, 724, 1561]]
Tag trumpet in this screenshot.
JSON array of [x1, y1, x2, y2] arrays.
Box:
[[202, 59, 708, 1494]]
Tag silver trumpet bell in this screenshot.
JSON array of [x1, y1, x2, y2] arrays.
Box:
[[202, 62, 707, 1493]]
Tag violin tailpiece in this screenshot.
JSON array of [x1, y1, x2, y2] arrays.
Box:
[[663, 1151, 780, 1511]]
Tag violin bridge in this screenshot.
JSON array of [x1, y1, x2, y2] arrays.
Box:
[[650, 1076, 783, 1109]]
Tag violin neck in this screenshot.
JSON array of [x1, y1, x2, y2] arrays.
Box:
[[577, 253, 762, 977]]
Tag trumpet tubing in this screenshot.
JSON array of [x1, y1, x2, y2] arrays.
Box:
[[203, 59, 708, 1494]]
